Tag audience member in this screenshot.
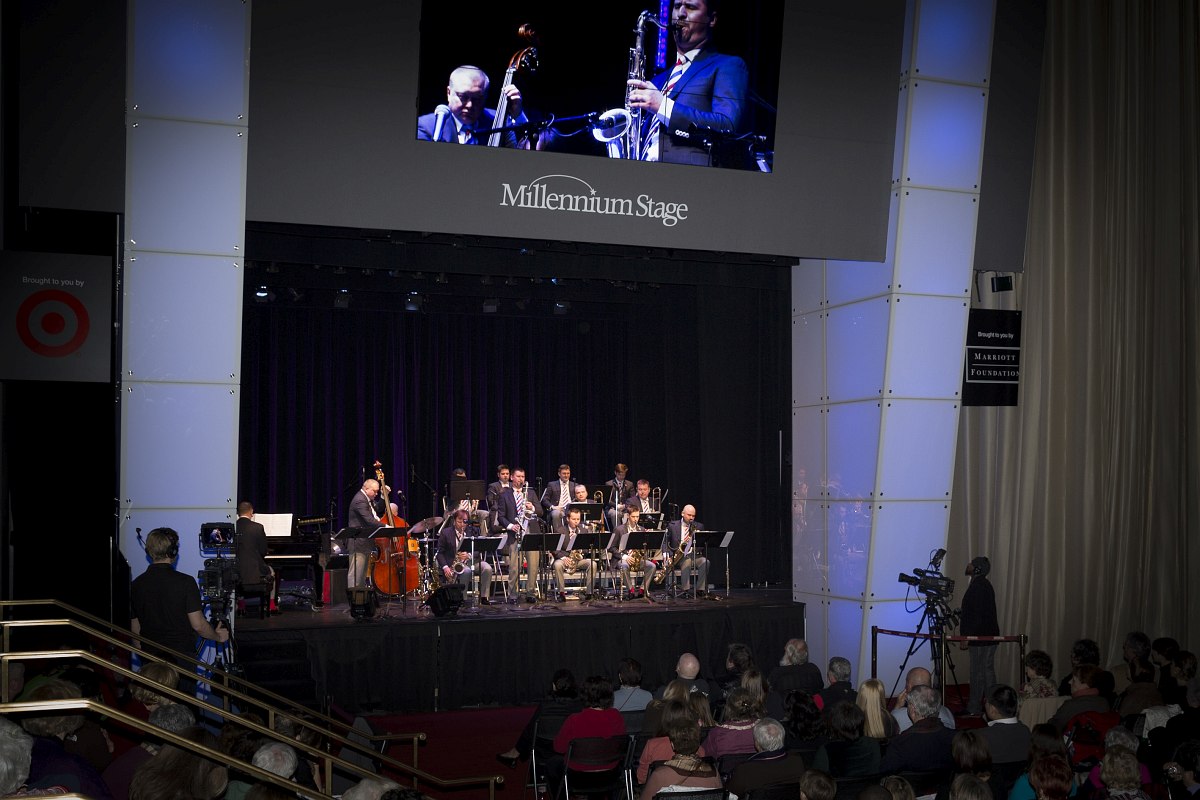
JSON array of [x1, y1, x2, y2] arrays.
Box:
[[860, 784, 895, 800], [1110, 632, 1155, 695], [641, 724, 723, 797], [613, 657, 652, 712], [725, 717, 806, 797], [1094, 747, 1150, 800], [54, 665, 115, 773], [251, 741, 298, 786], [858, 678, 900, 739], [644, 679, 694, 736], [892, 667, 956, 732], [949, 773, 992, 800], [1117, 658, 1164, 717], [816, 657, 857, 710], [1049, 665, 1113, 733], [546, 675, 626, 798], [272, 712, 323, 790], [690, 691, 717, 732], [637, 700, 704, 785], [378, 788, 429, 800], [703, 687, 760, 761], [1060, 640, 1103, 697], [341, 777, 403, 800], [1029, 753, 1075, 800], [881, 774, 918, 800], [798, 767, 837, 800], [21, 679, 113, 799], [941, 730, 994, 799], [1083, 726, 1151, 797], [783, 689, 828, 758], [979, 683, 1032, 764], [219, 712, 268, 800], [1009, 723, 1076, 800], [1163, 739, 1200, 800], [496, 668, 582, 767], [128, 725, 227, 800], [1150, 679, 1200, 771], [770, 638, 825, 698], [812, 700, 881, 777], [879, 684, 957, 773], [1151, 638, 1182, 706], [742, 668, 785, 720], [655, 652, 715, 699], [102, 702, 196, 800], [1172, 654, 1198, 701], [721, 643, 757, 696], [1022, 650, 1059, 699], [0, 716, 34, 795]]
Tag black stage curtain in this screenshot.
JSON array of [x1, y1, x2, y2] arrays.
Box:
[[238, 279, 789, 587]]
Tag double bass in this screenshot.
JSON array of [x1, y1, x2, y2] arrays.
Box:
[[487, 24, 539, 149], [370, 461, 418, 595]]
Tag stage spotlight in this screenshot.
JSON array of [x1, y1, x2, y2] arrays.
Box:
[[553, 301, 570, 315], [254, 286, 274, 303], [255, 286, 270, 298], [334, 290, 352, 309], [482, 298, 499, 314], [404, 292, 423, 312]]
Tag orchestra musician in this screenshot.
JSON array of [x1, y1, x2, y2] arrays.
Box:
[[496, 467, 542, 602], [552, 508, 596, 602], [658, 504, 709, 596], [605, 463, 635, 530], [541, 464, 579, 530], [436, 509, 493, 605], [485, 463, 512, 530], [625, 479, 657, 515], [347, 478, 388, 587], [613, 507, 657, 599]]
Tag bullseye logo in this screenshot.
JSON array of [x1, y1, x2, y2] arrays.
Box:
[[16, 289, 91, 357]]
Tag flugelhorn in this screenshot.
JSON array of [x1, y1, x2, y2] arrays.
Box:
[[593, 10, 667, 159]]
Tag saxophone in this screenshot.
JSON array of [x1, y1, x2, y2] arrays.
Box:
[[651, 525, 691, 586], [593, 10, 667, 158]]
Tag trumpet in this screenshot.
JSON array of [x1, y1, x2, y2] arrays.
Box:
[[593, 10, 667, 158]]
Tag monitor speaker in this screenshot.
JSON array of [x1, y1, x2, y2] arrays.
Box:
[[347, 587, 377, 619], [427, 584, 464, 617]]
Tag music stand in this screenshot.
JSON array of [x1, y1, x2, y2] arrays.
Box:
[[637, 511, 664, 530], [692, 530, 733, 599], [448, 479, 487, 510], [566, 501, 606, 530], [521, 531, 562, 608], [464, 535, 504, 609]]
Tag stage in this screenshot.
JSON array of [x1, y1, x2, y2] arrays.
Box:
[[232, 587, 803, 714]]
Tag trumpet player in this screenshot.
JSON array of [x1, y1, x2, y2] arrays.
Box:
[[436, 509, 493, 604], [659, 504, 709, 595], [614, 508, 657, 598], [541, 463, 578, 530], [605, 463, 635, 530], [552, 508, 596, 601], [496, 467, 542, 602]]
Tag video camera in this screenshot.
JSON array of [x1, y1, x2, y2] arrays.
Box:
[[898, 568, 955, 600]]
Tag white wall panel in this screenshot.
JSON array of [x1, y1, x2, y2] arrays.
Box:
[[912, 0, 995, 83], [826, 401, 882, 499], [825, 502, 871, 598], [894, 188, 979, 294], [885, 296, 971, 397], [877, 401, 960, 499], [826, 299, 889, 403], [903, 82, 988, 190], [865, 500, 953, 599], [127, 119, 247, 255], [130, 0, 250, 122], [120, 382, 239, 509], [792, 312, 825, 406], [123, 253, 243, 382], [793, 258, 825, 315]]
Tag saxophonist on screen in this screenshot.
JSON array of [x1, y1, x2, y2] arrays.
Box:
[[625, 0, 749, 165], [657, 504, 709, 596]]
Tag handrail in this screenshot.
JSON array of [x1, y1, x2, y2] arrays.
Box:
[[1, 603, 506, 798]]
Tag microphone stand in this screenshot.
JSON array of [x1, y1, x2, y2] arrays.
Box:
[[410, 464, 439, 521]]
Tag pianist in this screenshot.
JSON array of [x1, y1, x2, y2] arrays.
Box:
[[236, 501, 278, 614]]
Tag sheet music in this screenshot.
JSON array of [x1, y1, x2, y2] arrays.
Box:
[[255, 513, 294, 538]]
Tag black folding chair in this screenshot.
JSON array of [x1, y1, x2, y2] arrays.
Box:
[[558, 734, 631, 800]]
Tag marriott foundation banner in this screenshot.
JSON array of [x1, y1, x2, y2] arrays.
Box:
[[0, 251, 112, 383], [962, 308, 1021, 406]]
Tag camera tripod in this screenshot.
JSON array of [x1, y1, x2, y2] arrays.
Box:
[[891, 594, 964, 704]]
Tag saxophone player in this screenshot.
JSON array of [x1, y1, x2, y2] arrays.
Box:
[[552, 508, 596, 602], [496, 467, 542, 602], [614, 508, 657, 598], [436, 509, 493, 604], [659, 504, 709, 595]]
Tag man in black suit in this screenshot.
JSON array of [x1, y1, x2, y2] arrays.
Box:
[[347, 478, 386, 587], [415, 65, 528, 146], [495, 467, 542, 602], [613, 507, 657, 597], [484, 463, 512, 531], [235, 501, 276, 614], [978, 684, 1031, 764], [551, 508, 595, 601], [436, 509, 492, 604], [660, 504, 708, 594], [604, 463, 634, 529], [625, 479, 656, 514], [540, 464, 578, 530], [879, 685, 957, 773]]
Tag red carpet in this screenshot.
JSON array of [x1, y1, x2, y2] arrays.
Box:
[[375, 705, 540, 799]]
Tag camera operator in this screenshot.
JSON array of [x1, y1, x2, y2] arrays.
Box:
[[131, 528, 230, 672], [959, 555, 999, 715]]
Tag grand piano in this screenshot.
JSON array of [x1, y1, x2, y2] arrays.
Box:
[[265, 515, 330, 605]]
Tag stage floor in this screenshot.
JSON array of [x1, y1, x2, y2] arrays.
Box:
[[232, 587, 803, 714]]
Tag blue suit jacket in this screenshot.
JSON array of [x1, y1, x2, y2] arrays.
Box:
[[416, 107, 528, 146], [652, 49, 749, 166]]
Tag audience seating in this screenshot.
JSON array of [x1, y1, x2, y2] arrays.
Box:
[[557, 734, 631, 800], [1018, 695, 1068, 728]]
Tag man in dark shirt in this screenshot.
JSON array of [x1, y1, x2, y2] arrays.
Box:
[[815, 656, 856, 710], [959, 555, 1000, 715], [769, 638, 825, 697], [879, 685, 957, 773], [235, 501, 277, 614], [726, 717, 807, 796], [130, 528, 228, 662]]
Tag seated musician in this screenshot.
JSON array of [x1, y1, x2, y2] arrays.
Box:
[[436, 509, 493, 605], [496, 467, 542, 602], [551, 508, 596, 602], [541, 463, 578, 530], [235, 501, 277, 613], [605, 463, 634, 530], [653, 504, 709, 596], [625, 479, 656, 515], [613, 507, 657, 599]]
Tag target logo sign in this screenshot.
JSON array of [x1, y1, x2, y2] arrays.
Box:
[[16, 289, 91, 357]]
